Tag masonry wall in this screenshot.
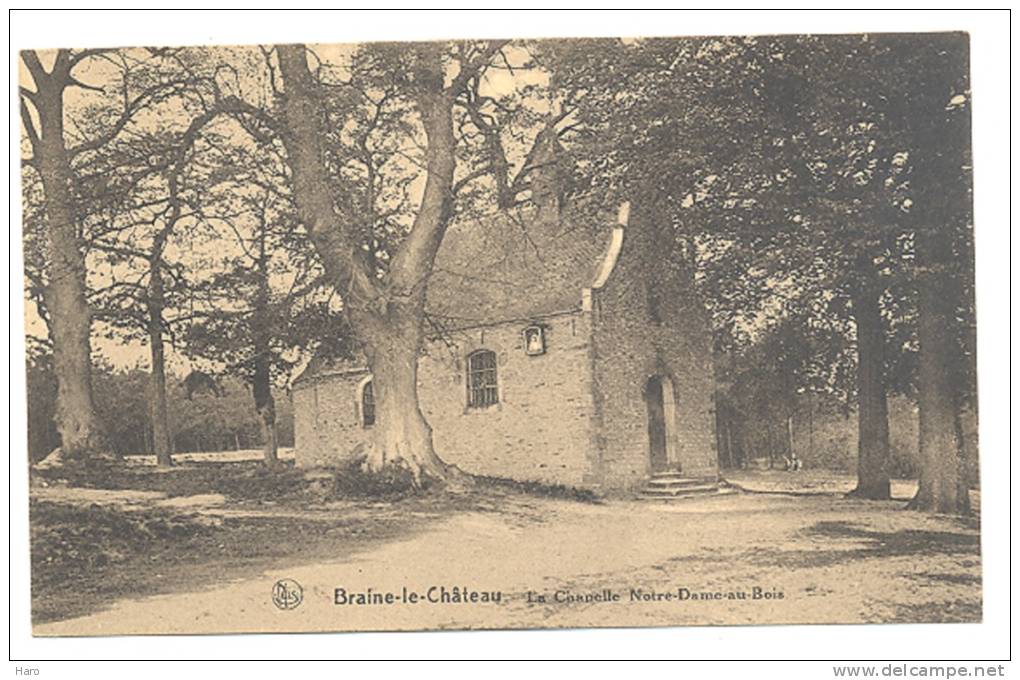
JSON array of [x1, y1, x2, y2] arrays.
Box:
[[588, 203, 719, 491], [292, 369, 368, 467], [293, 311, 597, 486]]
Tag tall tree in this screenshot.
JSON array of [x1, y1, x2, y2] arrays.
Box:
[[848, 254, 891, 498], [21, 47, 193, 461], [274, 41, 520, 482], [91, 203, 196, 466], [21, 50, 110, 459], [897, 34, 973, 514], [86, 84, 222, 466]]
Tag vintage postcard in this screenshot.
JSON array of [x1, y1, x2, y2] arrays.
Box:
[[21, 30, 981, 637]]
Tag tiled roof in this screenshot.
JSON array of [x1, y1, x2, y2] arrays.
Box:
[[424, 203, 614, 330]]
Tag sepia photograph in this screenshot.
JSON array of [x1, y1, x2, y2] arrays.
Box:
[[12, 10, 1005, 661]]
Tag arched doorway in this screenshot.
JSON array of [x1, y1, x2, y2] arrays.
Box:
[[644, 375, 679, 473]]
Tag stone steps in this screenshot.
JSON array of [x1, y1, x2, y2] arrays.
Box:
[[639, 473, 734, 501]]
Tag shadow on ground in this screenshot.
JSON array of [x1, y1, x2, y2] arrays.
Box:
[[713, 520, 982, 572], [807, 520, 980, 556]]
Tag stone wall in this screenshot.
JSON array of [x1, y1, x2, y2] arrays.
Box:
[[587, 202, 719, 491], [292, 368, 368, 468], [293, 310, 597, 486]]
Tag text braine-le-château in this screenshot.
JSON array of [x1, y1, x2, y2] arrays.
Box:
[[334, 586, 502, 605]]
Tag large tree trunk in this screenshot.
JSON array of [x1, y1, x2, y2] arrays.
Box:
[[905, 44, 972, 515], [909, 220, 970, 514], [146, 261, 173, 466], [848, 279, 891, 499], [357, 310, 452, 483], [276, 43, 476, 486], [27, 58, 108, 460]]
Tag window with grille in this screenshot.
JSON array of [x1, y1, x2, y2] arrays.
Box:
[[361, 380, 375, 427], [467, 350, 499, 407]]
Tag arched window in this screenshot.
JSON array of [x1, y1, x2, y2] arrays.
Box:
[[467, 350, 499, 407], [361, 379, 375, 427]]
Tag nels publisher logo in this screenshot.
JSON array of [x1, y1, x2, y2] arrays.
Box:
[[272, 579, 303, 610]]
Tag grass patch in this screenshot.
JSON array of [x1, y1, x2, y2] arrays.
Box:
[[311, 459, 601, 503], [33, 459, 315, 503], [34, 457, 603, 505], [31, 500, 217, 577], [325, 457, 421, 499], [471, 474, 601, 503]]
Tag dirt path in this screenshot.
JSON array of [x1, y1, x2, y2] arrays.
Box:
[[34, 490, 980, 636]]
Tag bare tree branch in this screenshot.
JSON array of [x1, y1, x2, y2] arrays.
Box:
[[67, 80, 192, 157], [20, 50, 49, 84], [66, 76, 106, 94], [447, 40, 510, 96], [19, 94, 41, 152]]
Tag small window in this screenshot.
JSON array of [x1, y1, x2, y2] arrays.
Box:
[[467, 350, 499, 408], [361, 380, 375, 427]]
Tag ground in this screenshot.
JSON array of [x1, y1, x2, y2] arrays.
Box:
[[29, 455, 981, 635]]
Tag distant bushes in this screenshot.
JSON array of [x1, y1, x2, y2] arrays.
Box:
[[25, 349, 294, 461]]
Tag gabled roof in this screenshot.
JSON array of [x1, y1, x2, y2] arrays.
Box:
[[424, 202, 616, 330]]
